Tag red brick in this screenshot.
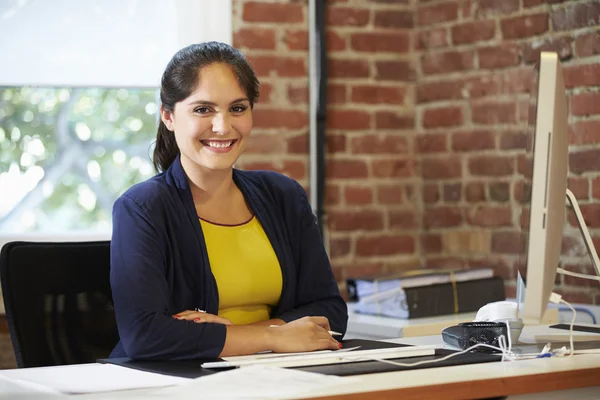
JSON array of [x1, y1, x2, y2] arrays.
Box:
[[500, 131, 527, 150], [244, 133, 285, 153], [443, 183, 462, 202], [452, 130, 496, 152], [377, 185, 404, 204], [467, 75, 503, 98], [492, 231, 525, 254], [569, 121, 600, 145], [575, 32, 600, 57], [374, 10, 414, 29], [416, 134, 447, 153], [417, 80, 461, 103], [421, 233, 442, 252], [467, 206, 512, 227], [372, 159, 414, 178], [478, 45, 520, 69], [593, 177, 600, 200], [503, 67, 536, 94], [259, 83, 273, 103], [417, 2, 459, 25], [342, 263, 385, 280], [243, 2, 303, 23], [569, 149, 600, 174], [327, 134, 347, 153], [253, 109, 307, 130], [327, 159, 369, 179], [390, 210, 419, 229], [325, 184, 341, 205], [329, 238, 350, 259], [522, 37, 573, 64], [234, 28, 276, 50], [472, 102, 517, 124], [423, 206, 463, 228], [329, 210, 384, 231], [475, 0, 519, 16], [356, 235, 415, 256], [247, 56, 306, 77], [375, 61, 416, 82], [452, 20, 496, 45], [489, 182, 510, 202], [571, 92, 600, 116], [422, 51, 474, 75], [288, 84, 307, 104], [568, 177, 589, 200], [552, 2, 600, 31], [501, 13, 549, 39], [344, 186, 373, 205], [564, 63, 600, 88], [423, 106, 464, 128], [328, 84, 347, 104], [576, 204, 600, 228], [351, 85, 405, 104], [351, 135, 408, 154], [284, 30, 308, 51], [327, 110, 370, 130], [328, 59, 370, 79], [287, 134, 307, 154], [424, 257, 467, 270], [469, 156, 515, 177], [327, 7, 370, 26], [422, 157, 462, 180], [423, 184, 440, 204], [417, 28, 448, 49], [375, 112, 415, 130], [465, 182, 486, 202], [327, 31, 347, 52], [523, 0, 544, 7], [351, 32, 410, 53]]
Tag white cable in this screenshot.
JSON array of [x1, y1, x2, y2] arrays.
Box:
[[559, 298, 577, 357], [557, 267, 600, 282]]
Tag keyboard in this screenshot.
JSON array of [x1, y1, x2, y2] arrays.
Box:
[[201, 345, 437, 369]]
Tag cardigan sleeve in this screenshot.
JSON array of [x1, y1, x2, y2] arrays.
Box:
[[110, 194, 226, 360], [274, 183, 349, 335]]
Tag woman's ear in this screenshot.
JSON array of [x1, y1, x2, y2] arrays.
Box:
[[160, 105, 175, 131]]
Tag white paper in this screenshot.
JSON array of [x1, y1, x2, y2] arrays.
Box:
[[154, 365, 354, 399], [0, 363, 189, 394]]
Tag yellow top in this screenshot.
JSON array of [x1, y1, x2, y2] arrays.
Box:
[[200, 216, 282, 325]]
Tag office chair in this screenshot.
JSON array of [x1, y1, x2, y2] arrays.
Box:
[[0, 241, 119, 368]]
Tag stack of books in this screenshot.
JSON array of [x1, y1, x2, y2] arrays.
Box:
[[347, 268, 505, 319]]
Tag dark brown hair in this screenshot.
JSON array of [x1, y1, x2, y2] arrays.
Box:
[[152, 42, 260, 172]]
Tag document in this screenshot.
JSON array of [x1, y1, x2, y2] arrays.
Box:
[[0, 363, 189, 394], [154, 365, 354, 399]]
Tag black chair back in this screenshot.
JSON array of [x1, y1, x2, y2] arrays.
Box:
[[0, 241, 118, 368]]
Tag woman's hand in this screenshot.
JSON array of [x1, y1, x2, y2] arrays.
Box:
[[267, 316, 340, 353], [173, 310, 233, 325]]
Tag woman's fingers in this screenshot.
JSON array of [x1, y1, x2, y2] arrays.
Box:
[[172, 310, 233, 325]]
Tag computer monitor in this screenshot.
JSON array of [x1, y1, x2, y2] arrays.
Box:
[[518, 52, 600, 325]]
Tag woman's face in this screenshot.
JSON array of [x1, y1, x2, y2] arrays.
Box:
[[161, 63, 253, 174]]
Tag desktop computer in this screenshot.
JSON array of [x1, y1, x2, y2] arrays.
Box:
[[517, 51, 600, 328]]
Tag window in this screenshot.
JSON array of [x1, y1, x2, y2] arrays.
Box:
[[0, 0, 231, 241]]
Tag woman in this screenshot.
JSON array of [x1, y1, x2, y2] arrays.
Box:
[[109, 42, 348, 361]]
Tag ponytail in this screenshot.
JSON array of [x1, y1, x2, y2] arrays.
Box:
[[152, 120, 179, 172]]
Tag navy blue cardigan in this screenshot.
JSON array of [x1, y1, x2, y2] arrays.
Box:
[[109, 156, 347, 360]]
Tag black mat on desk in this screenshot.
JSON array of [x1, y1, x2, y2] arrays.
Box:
[[98, 339, 500, 378]]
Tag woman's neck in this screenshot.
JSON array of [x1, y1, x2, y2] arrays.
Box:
[[181, 157, 236, 202]]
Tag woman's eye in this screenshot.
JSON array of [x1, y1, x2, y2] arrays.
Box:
[[231, 105, 247, 113], [194, 107, 211, 114]]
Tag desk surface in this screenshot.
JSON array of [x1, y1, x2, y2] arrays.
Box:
[[1, 328, 600, 399]]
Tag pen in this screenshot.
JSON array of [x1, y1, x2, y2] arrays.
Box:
[[268, 324, 342, 336]]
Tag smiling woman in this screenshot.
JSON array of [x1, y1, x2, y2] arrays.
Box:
[[109, 42, 348, 362]]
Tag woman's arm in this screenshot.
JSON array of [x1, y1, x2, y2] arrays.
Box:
[[274, 183, 349, 334]]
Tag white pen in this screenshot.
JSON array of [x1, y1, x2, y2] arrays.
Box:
[[268, 324, 342, 336]]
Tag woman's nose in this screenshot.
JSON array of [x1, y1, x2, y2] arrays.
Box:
[[212, 113, 231, 135]]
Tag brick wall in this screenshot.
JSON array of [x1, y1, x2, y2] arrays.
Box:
[[233, 0, 600, 305]]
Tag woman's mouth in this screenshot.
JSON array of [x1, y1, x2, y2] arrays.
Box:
[[200, 139, 238, 153]]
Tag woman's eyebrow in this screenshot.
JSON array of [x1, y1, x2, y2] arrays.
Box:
[[188, 97, 249, 106]]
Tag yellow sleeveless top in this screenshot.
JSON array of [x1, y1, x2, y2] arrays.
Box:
[[200, 216, 282, 325]]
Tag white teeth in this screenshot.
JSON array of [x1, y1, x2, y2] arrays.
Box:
[[205, 140, 233, 148]]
